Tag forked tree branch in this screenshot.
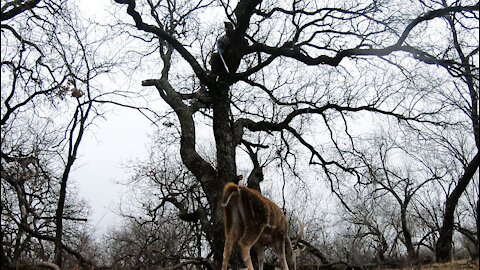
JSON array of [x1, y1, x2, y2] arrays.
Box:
[[114, 0, 213, 86], [244, 3, 479, 68], [1, 0, 41, 21]]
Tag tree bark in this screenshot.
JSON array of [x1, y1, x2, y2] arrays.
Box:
[[477, 198, 480, 259], [401, 205, 417, 262], [210, 81, 241, 268], [436, 152, 480, 262]]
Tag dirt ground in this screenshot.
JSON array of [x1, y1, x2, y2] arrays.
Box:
[[393, 259, 479, 269]]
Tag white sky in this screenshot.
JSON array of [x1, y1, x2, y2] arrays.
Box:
[[69, 0, 148, 234], [72, 107, 151, 234]]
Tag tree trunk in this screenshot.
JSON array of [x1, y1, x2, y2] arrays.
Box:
[[436, 152, 480, 262], [476, 198, 480, 259], [212, 82, 237, 182], [55, 150, 77, 266], [54, 172, 67, 266], [210, 81, 242, 268], [54, 102, 92, 266], [401, 205, 417, 262]]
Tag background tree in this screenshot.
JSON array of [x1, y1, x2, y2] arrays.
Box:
[[427, 0, 479, 261], [103, 141, 212, 269], [361, 135, 444, 262], [1, 0, 115, 268]]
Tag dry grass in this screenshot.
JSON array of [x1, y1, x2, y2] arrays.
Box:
[[391, 259, 479, 269]]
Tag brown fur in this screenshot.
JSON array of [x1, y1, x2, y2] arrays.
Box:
[[221, 182, 296, 270]]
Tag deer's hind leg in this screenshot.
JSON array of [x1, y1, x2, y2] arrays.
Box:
[[272, 234, 289, 270], [254, 242, 266, 270], [238, 226, 265, 270], [222, 202, 241, 270]]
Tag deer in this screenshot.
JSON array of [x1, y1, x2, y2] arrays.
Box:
[[221, 181, 296, 270]]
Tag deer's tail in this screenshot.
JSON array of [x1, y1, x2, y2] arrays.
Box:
[[221, 182, 238, 207]]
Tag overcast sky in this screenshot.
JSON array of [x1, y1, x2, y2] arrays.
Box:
[[72, 106, 151, 233], [66, 0, 144, 234]]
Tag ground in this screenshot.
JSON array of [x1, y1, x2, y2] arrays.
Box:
[[390, 259, 479, 269]]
